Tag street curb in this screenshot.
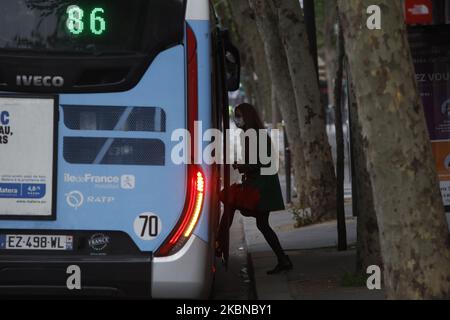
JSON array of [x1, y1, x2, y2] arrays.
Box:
[[240, 216, 258, 300], [246, 252, 258, 300], [242, 216, 293, 300]]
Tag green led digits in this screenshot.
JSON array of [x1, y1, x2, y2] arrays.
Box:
[[90, 8, 106, 35], [66, 6, 106, 36], [66, 5, 84, 35]]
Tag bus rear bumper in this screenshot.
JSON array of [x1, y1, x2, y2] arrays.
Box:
[[0, 254, 152, 298], [152, 235, 213, 299]]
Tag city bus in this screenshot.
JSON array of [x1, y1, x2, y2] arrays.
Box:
[[0, 0, 240, 298]]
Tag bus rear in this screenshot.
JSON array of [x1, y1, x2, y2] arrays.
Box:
[[0, 0, 217, 298]]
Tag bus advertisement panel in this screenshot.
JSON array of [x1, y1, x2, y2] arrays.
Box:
[[0, 96, 57, 218]]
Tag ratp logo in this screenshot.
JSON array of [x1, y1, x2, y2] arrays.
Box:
[[66, 190, 84, 210]]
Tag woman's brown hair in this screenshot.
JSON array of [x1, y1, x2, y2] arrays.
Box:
[[235, 103, 265, 130]]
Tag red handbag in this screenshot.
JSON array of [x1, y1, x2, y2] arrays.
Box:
[[219, 184, 261, 213]]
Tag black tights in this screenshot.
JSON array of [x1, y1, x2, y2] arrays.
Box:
[[218, 209, 286, 261], [256, 211, 286, 261]]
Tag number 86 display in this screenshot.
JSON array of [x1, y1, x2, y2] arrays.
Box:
[[66, 5, 106, 36]]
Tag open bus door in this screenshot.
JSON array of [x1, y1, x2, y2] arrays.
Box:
[[214, 27, 240, 267]]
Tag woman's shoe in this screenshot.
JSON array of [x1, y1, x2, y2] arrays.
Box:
[[266, 255, 293, 275]]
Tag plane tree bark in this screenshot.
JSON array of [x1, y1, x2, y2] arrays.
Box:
[[323, 0, 337, 107], [271, 0, 337, 220], [338, 0, 450, 299], [248, 0, 309, 208], [227, 0, 273, 121], [348, 79, 382, 273]]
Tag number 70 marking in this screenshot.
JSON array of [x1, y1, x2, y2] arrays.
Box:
[[134, 213, 162, 241]]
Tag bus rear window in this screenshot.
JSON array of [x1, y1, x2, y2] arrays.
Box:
[[0, 0, 185, 55], [63, 137, 165, 166], [63, 106, 166, 132]]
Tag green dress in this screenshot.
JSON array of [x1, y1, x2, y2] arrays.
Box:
[[238, 133, 285, 213], [240, 167, 285, 213]]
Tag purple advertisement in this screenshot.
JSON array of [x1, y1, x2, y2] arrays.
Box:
[[409, 25, 450, 208], [409, 25, 450, 141]]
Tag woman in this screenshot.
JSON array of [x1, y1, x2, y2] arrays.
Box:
[[217, 103, 293, 275]]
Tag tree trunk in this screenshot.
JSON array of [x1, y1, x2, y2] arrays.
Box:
[[241, 66, 256, 105], [248, 0, 309, 208], [334, 23, 347, 251], [323, 0, 337, 108], [272, 0, 337, 220], [338, 0, 450, 299], [348, 75, 382, 274], [227, 0, 273, 122], [271, 84, 282, 128]]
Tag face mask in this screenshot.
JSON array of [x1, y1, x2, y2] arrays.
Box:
[[234, 117, 245, 128]]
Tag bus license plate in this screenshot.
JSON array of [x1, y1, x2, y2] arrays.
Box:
[[0, 235, 73, 251]]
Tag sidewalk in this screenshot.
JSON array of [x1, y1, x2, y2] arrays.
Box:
[[242, 208, 450, 300]]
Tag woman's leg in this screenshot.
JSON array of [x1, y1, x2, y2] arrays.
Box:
[[218, 207, 236, 238], [255, 211, 286, 261], [256, 211, 293, 274], [216, 207, 236, 256]]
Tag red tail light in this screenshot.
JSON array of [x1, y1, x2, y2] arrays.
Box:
[[155, 24, 203, 257], [156, 166, 205, 257]]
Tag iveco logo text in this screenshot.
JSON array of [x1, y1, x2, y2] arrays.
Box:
[[16, 75, 64, 87]]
